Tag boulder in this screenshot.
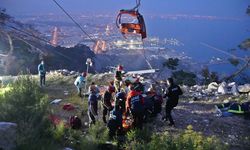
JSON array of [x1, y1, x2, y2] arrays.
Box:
[[207, 82, 218, 91], [238, 84, 250, 93], [0, 122, 17, 150], [218, 82, 227, 94], [231, 84, 239, 96], [70, 71, 76, 75]]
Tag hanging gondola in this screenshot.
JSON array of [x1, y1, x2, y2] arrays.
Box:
[[116, 0, 147, 39]]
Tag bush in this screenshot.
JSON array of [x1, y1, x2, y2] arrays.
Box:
[[0, 75, 60, 149], [175, 125, 226, 150], [123, 125, 226, 150], [163, 58, 179, 70], [88, 121, 109, 144]]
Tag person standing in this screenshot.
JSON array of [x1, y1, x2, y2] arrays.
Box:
[[88, 91, 98, 126], [102, 84, 115, 123], [114, 65, 123, 92], [38, 60, 46, 87], [74, 72, 86, 97], [126, 84, 144, 129], [163, 78, 183, 126]]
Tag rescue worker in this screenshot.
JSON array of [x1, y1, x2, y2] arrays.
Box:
[[133, 77, 144, 93], [74, 72, 86, 97], [126, 84, 144, 129], [147, 85, 163, 116], [88, 91, 98, 126], [115, 91, 127, 114], [162, 78, 183, 126], [107, 104, 123, 139], [38, 60, 46, 87], [114, 65, 123, 92], [102, 84, 115, 123]]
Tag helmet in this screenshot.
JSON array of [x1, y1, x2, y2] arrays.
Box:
[[82, 72, 87, 77], [108, 86, 115, 93], [117, 65, 123, 71]]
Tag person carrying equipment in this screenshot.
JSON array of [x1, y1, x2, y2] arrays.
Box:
[[88, 91, 98, 126], [126, 84, 144, 129], [74, 72, 86, 97], [114, 65, 123, 92], [163, 78, 183, 126], [102, 84, 115, 123], [38, 60, 46, 87]]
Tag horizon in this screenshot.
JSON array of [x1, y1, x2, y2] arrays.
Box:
[[1, 0, 249, 18]]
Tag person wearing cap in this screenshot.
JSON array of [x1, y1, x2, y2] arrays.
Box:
[[114, 64, 123, 92], [38, 60, 46, 87], [162, 78, 183, 126], [102, 83, 115, 123], [74, 72, 86, 97]]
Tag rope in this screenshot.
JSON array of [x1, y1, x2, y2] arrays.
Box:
[[52, 0, 103, 50], [133, 0, 141, 10], [142, 39, 153, 69], [6, 24, 72, 61]]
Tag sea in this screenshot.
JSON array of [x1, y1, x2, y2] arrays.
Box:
[[146, 17, 250, 75]]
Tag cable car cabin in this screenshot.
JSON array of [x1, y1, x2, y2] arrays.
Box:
[[116, 9, 147, 39]]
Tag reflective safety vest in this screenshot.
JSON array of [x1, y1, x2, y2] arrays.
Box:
[[228, 103, 244, 114]]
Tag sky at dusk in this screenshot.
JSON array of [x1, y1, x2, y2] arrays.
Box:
[[1, 0, 249, 17]]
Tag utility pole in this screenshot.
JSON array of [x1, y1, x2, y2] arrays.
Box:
[[84, 58, 93, 94]]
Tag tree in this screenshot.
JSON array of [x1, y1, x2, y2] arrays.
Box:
[[0, 8, 11, 25], [228, 58, 240, 67], [201, 66, 219, 85], [163, 58, 179, 70], [224, 7, 250, 81], [247, 5, 250, 15], [172, 70, 196, 86]]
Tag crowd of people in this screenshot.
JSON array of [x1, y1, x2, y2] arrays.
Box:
[[37, 61, 183, 139], [84, 65, 183, 139]]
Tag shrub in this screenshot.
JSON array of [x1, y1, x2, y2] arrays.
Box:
[[163, 58, 179, 70], [175, 125, 226, 150], [0, 75, 60, 149], [88, 121, 109, 144], [123, 125, 226, 150]]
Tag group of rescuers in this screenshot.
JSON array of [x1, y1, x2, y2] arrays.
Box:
[[38, 61, 183, 139]]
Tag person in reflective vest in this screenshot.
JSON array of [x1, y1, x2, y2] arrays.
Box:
[[126, 84, 144, 129]]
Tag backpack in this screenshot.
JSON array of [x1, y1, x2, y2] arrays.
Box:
[[69, 116, 82, 129]]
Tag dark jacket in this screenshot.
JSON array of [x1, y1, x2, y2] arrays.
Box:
[[103, 91, 112, 109], [164, 85, 183, 107]]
